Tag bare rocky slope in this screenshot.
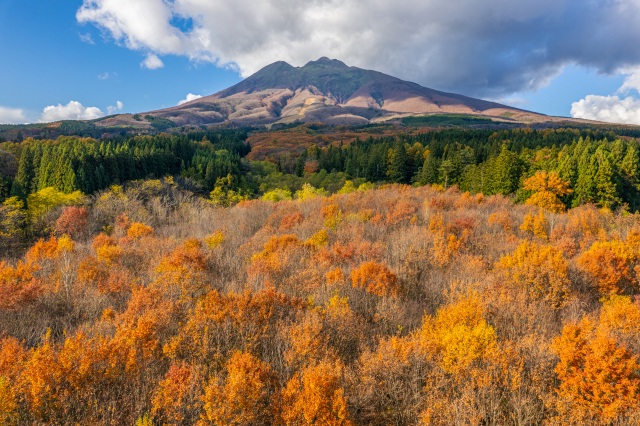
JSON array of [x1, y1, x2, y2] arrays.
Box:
[[97, 57, 560, 129]]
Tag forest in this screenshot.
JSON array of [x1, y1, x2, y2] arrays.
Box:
[[1, 125, 640, 424]]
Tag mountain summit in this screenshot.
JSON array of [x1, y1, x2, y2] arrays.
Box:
[[100, 58, 546, 128]]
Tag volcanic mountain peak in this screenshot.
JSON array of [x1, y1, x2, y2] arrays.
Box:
[[98, 57, 553, 129]]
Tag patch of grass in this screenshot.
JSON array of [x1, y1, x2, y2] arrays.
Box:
[[402, 114, 495, 127]]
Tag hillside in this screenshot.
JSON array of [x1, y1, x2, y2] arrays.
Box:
[[96, 57, 555, 129], [1, 181, 640, 424]]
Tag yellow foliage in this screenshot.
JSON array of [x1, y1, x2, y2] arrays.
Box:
[[599, 295, 640, 335], [204, 231, 225, 249], [523, 171, 571, 213], [520, 209, 549, 240], [305, 229, 329, 248], [262, 188, 293, 202], [498, 241, 570, 308], [27, 187, 83, 220], [295, 183, 328, 201], [0, 376, 17, 425], [95, 243, 123, 265], [322, 204, 342, 230], [417, 292, 497, 373], [127, 222, 154, 239], [324, 293, 352, 321]]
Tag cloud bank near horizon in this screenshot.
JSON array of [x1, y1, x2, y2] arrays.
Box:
[[39, 100, 124, 123]]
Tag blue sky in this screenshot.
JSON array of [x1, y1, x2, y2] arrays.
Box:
[[1, 0, 639, 124]]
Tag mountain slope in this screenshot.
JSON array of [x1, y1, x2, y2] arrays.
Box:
[[98, 57, 548, 129]]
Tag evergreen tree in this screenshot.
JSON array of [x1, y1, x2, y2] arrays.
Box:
[[387, 139, 408, 183]]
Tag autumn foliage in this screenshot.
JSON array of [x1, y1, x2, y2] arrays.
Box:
[[1, 181, 640, 424]]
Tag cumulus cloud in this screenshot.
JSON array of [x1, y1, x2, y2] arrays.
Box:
[[40, 101, 105, 122], [571, 69, 640, 125], [107, 100, 124, 115], [571, 95, 640, 125], [77, 0, 640, 97], [141, 53, 164, 69], [177, 93, 203, 105], [0, 106, 27, 124]]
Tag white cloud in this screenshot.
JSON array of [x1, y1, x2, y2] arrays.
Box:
[[98, 72, 110, 80], [77, 0, 640, 97], [177, 93, 202, 105], [617, 67, 640, 94], [40, 101, 105, 122], [571, 95, 640, 125], [0, 106, 27, 124], [79, 32, 95, 44], [571, 67, 640, 125], [107, 100, 124, 115], [141, 53, 164, 69]]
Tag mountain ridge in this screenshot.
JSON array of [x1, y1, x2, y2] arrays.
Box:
[[96, 57, 554, 129]]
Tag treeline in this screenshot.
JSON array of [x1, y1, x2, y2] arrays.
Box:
[[0, 130, 250, 202], [291, 128, 640, 210]]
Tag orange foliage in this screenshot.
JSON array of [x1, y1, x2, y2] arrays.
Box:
[[322, 203, 342, 229], [0, 261, 42, 310], [577, 239, 638, 295], [520, 209, 549, 240], [281, 359, 353, 426], [279, 211, 305, 231], [523, 171, 572, 213], [200, 351, 280, 425], [154, 239, 209, 301], [91, 232, 116, 250], [127, 222, 154, 239], [488, 209, 513, 232], [385, 200, 418, 226], [152, 363, 200, 426], [165, 286, 303, 366], [551, 318, 640, 422], [432, 231, 465, 266], [55, 206, 88, 239], [284, 311, 329, 367], [350, 261, 402, 297], [325, 267, 345, 286], [249, 234, 305, 278]]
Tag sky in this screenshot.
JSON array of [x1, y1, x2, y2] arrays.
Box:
[[1, 0, 640, 125]]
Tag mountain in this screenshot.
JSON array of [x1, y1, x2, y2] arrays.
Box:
[[96, 57, 556, 130]]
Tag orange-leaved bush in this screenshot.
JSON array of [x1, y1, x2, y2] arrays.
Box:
[[350, 261, 401, 297], [199, 351, 280, 426], [551, 318, 640, 422], [577, 239, 638, 295], [523, 170, 572, 213], [281, 359, 353, 426]]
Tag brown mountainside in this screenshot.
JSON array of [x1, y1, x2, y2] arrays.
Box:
[[97, 57, 552, 129]]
